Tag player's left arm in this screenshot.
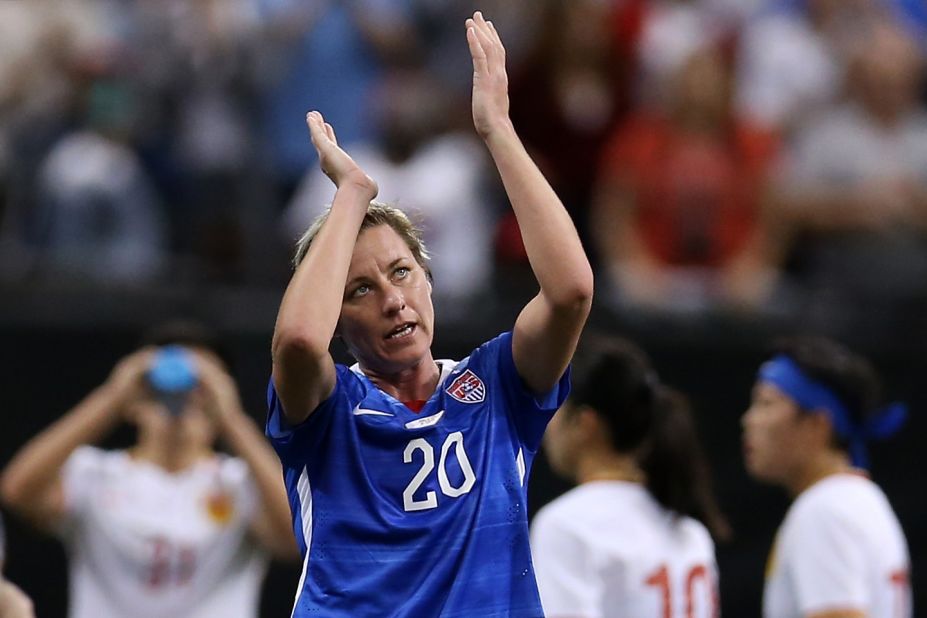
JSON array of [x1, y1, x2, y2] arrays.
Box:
[[195, 353, 298, 560], [466, 12, 593, 394]]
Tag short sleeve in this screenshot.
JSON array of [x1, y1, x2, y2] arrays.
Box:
[[265, 364, 363, 465], [60, 446, 105, 519], [493, 331, 571, 452], [530, 508, 600, 617], [56, 446, 109, 537], [785, 504, 869, 613]]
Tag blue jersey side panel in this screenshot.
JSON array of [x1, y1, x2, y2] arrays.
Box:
[[266, 332, 569, 617]]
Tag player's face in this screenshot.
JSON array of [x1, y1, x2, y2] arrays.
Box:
[[128, 391, 217, 451], [741, 382, 814, 486], [178, 390, 219, 447], [338, 225, 434, 375]]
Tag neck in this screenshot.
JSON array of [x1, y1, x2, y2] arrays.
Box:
[[130, 439, 211, 474], [575, 452, 644, 485], [364, 356, 440, 402], [787, 450, 853, 497]]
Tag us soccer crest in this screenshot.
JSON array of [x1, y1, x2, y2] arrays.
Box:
[[446, 369, 486, 404]]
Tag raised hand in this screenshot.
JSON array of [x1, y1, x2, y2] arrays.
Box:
[[306, 111, 378, 197], [105, 347, 157, 405], [190, 350, 243, 423], [466, 11, 512, 140]]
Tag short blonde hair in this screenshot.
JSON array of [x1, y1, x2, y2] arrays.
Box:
[[293, 202, 431, 277]]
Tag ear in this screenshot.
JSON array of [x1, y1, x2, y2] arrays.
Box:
[[575, 405, 603, 436], [806, 408, 837, 446]]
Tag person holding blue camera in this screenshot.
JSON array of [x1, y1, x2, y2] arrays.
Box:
[[0, 323, 296, 618]]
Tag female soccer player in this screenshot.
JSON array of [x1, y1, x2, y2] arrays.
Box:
[[531, 337, 728, 618], [743, 336, 911, 618], [267, 11, 593, 616], [0, 323, 295, 618]]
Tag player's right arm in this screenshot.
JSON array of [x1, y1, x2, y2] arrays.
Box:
[[0, 349, 153, 529], [271, 111, 378, 425], [805, 610, 866, 618]]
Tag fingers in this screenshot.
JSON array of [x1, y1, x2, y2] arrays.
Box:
[[486, 19, 505, 57], [466, 12, 504, 73], [305, 111, 340, 148], [466, 21, 487, 75]]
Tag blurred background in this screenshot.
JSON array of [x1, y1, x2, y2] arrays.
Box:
[[0, 0, 924, 615]]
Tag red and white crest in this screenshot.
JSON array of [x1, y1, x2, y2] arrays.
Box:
[[446, 369, 486, 404]]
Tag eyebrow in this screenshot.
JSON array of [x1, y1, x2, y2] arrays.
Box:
[[346, 258, 409, 289]]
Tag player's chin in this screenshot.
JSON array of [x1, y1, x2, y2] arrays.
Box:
[[744, 454, 774, 482], [380, 336, 429, 365]]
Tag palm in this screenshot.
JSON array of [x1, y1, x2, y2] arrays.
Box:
[[306, 111, 377, 193]]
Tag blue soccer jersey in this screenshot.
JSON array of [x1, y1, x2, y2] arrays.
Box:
[[266, 331, 569, 617]]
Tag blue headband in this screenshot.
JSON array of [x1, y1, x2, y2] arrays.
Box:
[[758, 355, 908, 468]]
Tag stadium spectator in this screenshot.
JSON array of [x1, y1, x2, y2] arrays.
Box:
[[256, 0, 419, 200], [592, 39, 781, 310], [735, 0, 878, 132], [769, 19, 927, 316], [742, 336, 911, 618], [532, 335, 728, 618], [282, 67, 494, 307], [32, 128, 168, 284], [0, 322, 295, 618], [506, 0, 635, 263], [267, 12, 592, 615]]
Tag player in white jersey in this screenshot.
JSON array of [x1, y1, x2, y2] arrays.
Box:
[[742, 336, 911, 618], [0, 322, 296, 618], [532, 336, 729, 618]]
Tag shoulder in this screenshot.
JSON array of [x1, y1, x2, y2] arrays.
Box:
[[677, 514, 716, 556], [532, 489, 590, 547], [455, 332, 510, 373], [785, 475, 888, 538], [64, 445, 123, 475], [534, 488, 583, 528], [534, 483, 642, 535], [268, 362, 369, 415], [210, 454, 251, 485]]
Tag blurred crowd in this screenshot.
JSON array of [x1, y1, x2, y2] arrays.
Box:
[[2, 0, 927, 321]]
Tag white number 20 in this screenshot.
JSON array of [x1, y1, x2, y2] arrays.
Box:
[[402, 432, 476, 512]]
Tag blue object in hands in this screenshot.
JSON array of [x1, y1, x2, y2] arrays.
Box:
[[147, 345, 198, 415]]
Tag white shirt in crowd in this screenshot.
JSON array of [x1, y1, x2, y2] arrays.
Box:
[[59, 446, 268, 618], [531, 481, 718, 618], [763, 473, 911, 618], [282, 134, 492, 304]]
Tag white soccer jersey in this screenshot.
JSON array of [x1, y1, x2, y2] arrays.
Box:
[[531, 481, 718, 618], [59, 447, 268, 618], [763, 473, 911, 618]]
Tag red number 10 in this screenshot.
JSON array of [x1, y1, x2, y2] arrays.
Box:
[[645, 564, 718, 618], [890, 570, 910, 618]]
